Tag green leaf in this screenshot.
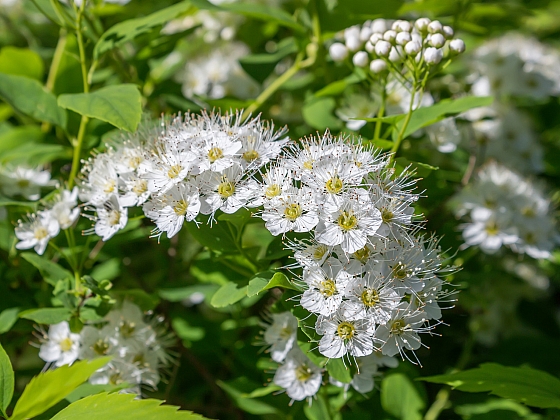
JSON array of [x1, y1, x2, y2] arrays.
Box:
[[314, 72, 366, 98], [0, 126, 43, 155], [158, 284, 219, 302], [302, 97, 342, 131], [10, 358, 110, 420], [327, 358, 352, 384], [247, 272, 299, 297], [185, 217, 237, 253], [172, 318, 205, 343], [0, 142, 70, 165], [50, 391, 207, 420], [111, 289, 160, 311], [420, 363, 560, 409], [0, 342, 14, 418], [241, 385, 282, 398], [363, 138, 393, 151], [395, 96, 493, 140], [304, 393, 331, 420], [19, 307, 72, 324], [0, 73, 66, 127], [93, 1, 193, 59], [65, 383, 131, 404], [381, 373, 426, 420], [21, 252, 73, 286], [210, 282, 248, 308], [239, 39, 298, 84], [0, 47, 44, 80], [217, 378, 282, 416], [395, 158, 439, 178], [58, 84, 142, 132], [0, 307, 20, 334]]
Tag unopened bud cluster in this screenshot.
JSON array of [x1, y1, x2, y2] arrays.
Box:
[[328, 18, 465, 74]]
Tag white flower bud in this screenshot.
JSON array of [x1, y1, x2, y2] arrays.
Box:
[[396, 31, 412, 45], [352, 51, 369, 67], [360, 26, 373, 42], [397, 20, 412, 33], [443, 25, 454, 38], [329, 43, 348, 62], [415, 17, 431, 32], [346, 34, 362, 52], [389, 46, 403, 63], [392, 20, 404, 31], [383, 30, 397, 43], [424, 47, 443, 64], [404, 40, 422, 56], [369, 33, 383, 45], [375, 40, 391, 57], [370, 59, 387, 74], [449, 38, 466, 54], [411, 33, 423, 44], [365, 41, 375, 53], [428, 20, 443, 34], [430, 33, 445, 48], [344, 25, 360, 41], [372, 18, 389, 33]]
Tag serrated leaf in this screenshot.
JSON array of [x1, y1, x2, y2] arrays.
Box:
[[93, 2, 193, 59], [21, 252, 73, 286], [10, 358, 110, 420], [420, 363, 560, 409], [65, 383, 131, 404], [19, 307, 72, 324], [0, 307, 20, 334], [0, 47, 44, 80], [327, 358, 352, 384], [0, 342, 14, 418], [58, 84, 142, 132], [0, 73, 66, 127], [210, 282, 248, 308], [50, 392, 207, 420], [381, 373, 426, 420]]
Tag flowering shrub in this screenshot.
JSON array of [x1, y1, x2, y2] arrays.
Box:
[[0, 1, 559, 420]]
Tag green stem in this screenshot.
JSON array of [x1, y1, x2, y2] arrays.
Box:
[[241, 52, 304, 121], [68, 115, 89, 189], [42, 29, 67, 133], [374, 80, 386, 141], [390, 83, 417, 160]]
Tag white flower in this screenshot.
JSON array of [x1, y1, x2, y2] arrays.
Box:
[[193, 131, 242, 174], [461, 208, 519, 254], [236, 122, 289, 170], [143, 183, 201, 239], [263, 312, 298, 362], [79, 325, 118, 360], [329, 42, 348, 61], [79, 154, 121, 206], [261, 187, 319, 236], [50, 188, 80, 229], [316, 304, 376, 358], [92, 195, 128, 241], [273, 347, 322, 402], [0, 165, 52, 200], [425, 117, 461, 153], [39, 321, 80, 367], [249, 164, 293, 207], [300, 257, 352, 316], [315, 192, 382, 254], [15, 211, 60, 255]]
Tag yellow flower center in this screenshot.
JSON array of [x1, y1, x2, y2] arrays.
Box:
[[337, 211, 358, 231], [295, 364, 313, 382], [336, 322, 355, 340], [218, 180, 235, 198], [325, 176, 343, 194], [313, 244, 328, 261], [353, 245, 370, 263], [390, 319, 407, 335], [120, 321, 136, 338], [392, 262, 408, 280], [92, 339, 109, 355], [103, 180, 116, 194], [108, 210, 121, 226], [521, 207, 536, 217], [361, 288, 380, 307], [167, 164, 183, 179], [279, 327, 292, 339], [173, 199, 189, 216], [242, 149, 259, 162], [34, 226, 49, 240], [485, 222, 499, 236], [303, 160, 314, 170], [319, 279, 336, 297], [265, 184, 281, 199], [208, 147, 224, 163], [129, 156, 142, 169], [17, 179, 30, 188], [132, 180, 148, 195], [284, 203, 302, 221], [59, 337, 73, 352], [381, 208, 394, 223]]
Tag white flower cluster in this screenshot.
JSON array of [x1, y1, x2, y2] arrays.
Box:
[[257, 133, 454, 364], [79, 125, 160, 241], [263, 312, 398, 403], [470, 32, 560, 99], [14, 188, 80, 255], [139, 111, 288, 238], [328, 18, 465, 73], [452, 162, 557, 259], [38, 301, 173, 394]]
